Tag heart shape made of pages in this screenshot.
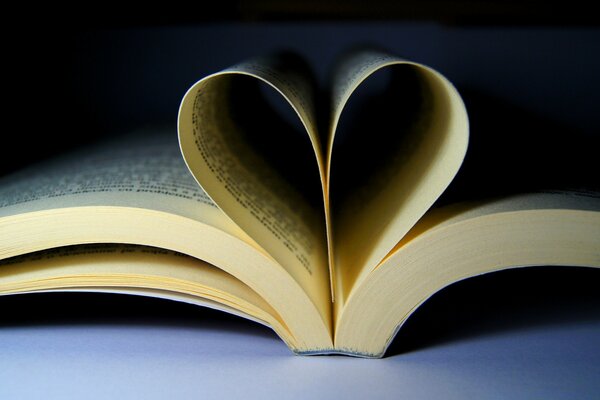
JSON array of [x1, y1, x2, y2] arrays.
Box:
[[177, 50, 469, 302]]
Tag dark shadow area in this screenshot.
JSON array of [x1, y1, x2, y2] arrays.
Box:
[[7, 2, 599, 25], [3, 28, 112, 178], [0, 292, 278, 341], [436, 88, 600, 206], [387, 266, 600, 356], [226, 54, 323, 210], [330, 63, 430, 215]]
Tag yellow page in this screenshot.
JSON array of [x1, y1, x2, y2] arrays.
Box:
[[335, 192, 600, 356], [0, 243, 293, 347], [326, 50, 469, 308], [0, 128, 240, 239], [178, 54, 332, 320], [0, 130, 333, 350]]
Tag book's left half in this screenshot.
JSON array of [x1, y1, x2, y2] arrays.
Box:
[[0, 129, 334, 353]]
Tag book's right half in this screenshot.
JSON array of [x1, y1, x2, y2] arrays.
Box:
[[334, 192, 600, 357], [326, 49, 469, 315]]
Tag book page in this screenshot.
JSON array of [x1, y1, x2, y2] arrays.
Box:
[[0, 127, 334, 350], [335, 192, 600, 356], [178, 53, 332, 314], [0, 129, 245, 241], [0, 243, 273, 317], [326, 50, 469, 306], [0, 243, 294, 347]]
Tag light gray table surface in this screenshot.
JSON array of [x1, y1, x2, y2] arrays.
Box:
[[1, 291, 599, 400]]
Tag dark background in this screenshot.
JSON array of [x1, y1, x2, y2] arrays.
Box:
[[4, 1, 600, 177], [2, 2, 600, 354]]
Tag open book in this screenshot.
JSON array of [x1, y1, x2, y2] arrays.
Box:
[[1, 50, 599, 358]]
